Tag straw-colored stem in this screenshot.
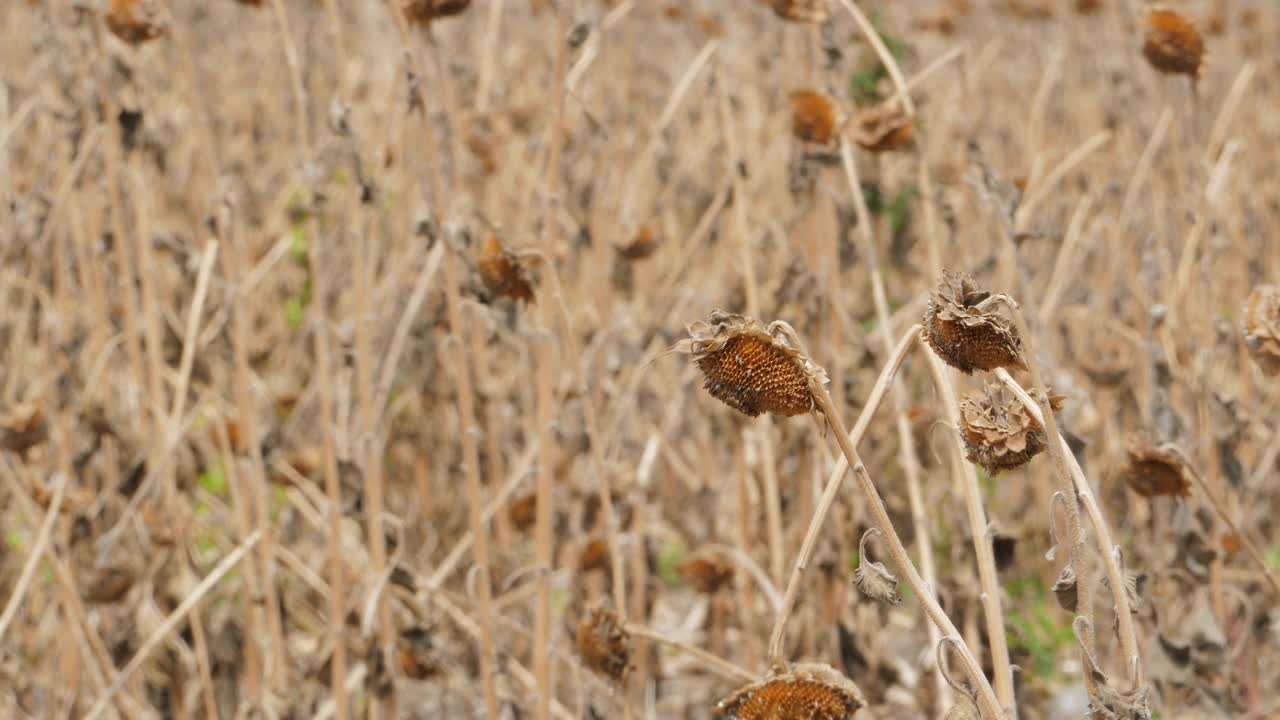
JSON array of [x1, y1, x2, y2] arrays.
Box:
[[624, 623, 756, 684], [995, 368, 1147, 686], [765, 325, 920, 668], [306, 225, 350, 720], [534, 8, 571, 720], [994, 304, 1099, 695], [923, 352, 1017, 717], [1164, 444, 1280, 599], [837, 0, 914, 116], [813, 389, 1006, 720], [0, 472, 65, 640], [84, 532, 262, 720], [840, 139, 957, 712], [440, 236, 502, 720]]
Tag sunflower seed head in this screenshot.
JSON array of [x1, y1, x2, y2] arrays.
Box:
[[686, 312, 827, 418], [923, 271, 1025, 374], [715, 663, 865, 719]]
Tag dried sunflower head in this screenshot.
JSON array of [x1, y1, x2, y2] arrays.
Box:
[[685, 311, 828, 418], [958, 383, 1061, 474], [677, 553, 735, 594], [615, 224, 660, 260], [476, 234, 535, 303], [851, 102, 914, 154], [1121, 440, 1191, 498], [790, 89, 840, 145], [1142, 7, 1205, 80], [1242, 285, 1280, 376], [106, 0, 167, 45], [0, 401, 48, 457], [771, 0, 833, 23], [575, 607, 631, 682], [715, 663, 865, 719], [923, 271, 1025, 374], [403, 0, 471, 25]]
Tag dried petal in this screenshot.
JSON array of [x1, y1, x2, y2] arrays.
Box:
[[958, 383, 1057, 473], [686, 312, 827, 418], [615, 224, 660, 260], [715, 663, 865, 719], [923, 271, 1024, 374]]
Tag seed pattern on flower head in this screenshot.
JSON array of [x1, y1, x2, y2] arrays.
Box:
[[1142, 7, 1205, 80], [1242, 285, 1280, 376], [715, 663, 865, 719], [923, 271, 1025, 374], [687, 312, 828, 418], [771, 0, 833, 23], [959, 383, 1062, 474]]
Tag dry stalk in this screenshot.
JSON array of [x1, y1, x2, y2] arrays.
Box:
[[438, 154, 503, 720], [83, 531, 263, 720], [533, 8, 572, 719], [623, 623, 756, 684], [1162, 443, 1280, 600], [839, 138, 957, 712], [989, 305, 1099, 696], [353, 222, 395, 702], [0, 472, 65, 640], [763, 324, 1006, 719]]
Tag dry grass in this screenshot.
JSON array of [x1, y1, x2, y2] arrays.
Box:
[[2, 1, 1279, 718]]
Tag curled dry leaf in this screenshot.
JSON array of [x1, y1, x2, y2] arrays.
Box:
[[1241, 285, 1280, 376], [575, 607, 631, 682], [83, 565, 137, 605], [577, 538, 609, 574], [403, 0, 471, 26], [790, 89, 841, 145], [685, 311, 828, 418], [677, 553, 735, 594], [851, 103, 915, 154], [106, 0, 167, 45], [715, 663, 865, 719], [853, 529, 900, 605], [476, 234, 535, 303], [1142, 7, 1205, 80], [1053, 564, 1078, 613], [1120, 440, 1191, 498], [770, 0, 833, 24], [958, 383, 1063, 474], [923, 271, 1025, 374]]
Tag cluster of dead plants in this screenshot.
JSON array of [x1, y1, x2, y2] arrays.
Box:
[[2, 1, 1279, 719]]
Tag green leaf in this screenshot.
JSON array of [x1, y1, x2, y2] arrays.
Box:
[[198, 466, 228, 497], [285, 296, 306, 329], [288, 223, 308, 263], [657, 538, 687, 587]]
